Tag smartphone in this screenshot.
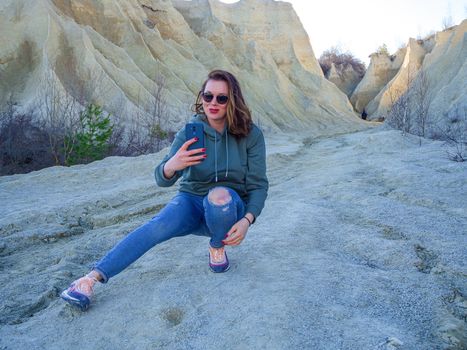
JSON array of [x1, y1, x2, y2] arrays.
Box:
[[185, 123, 204, 151]]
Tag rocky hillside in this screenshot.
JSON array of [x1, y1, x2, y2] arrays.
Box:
[[350, 47, 406, 114], [0, 0, 363, 133], [351, 20, 466, 138], [325, 62, 365, 98]]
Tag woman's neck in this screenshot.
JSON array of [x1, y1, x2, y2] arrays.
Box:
[[209, 119, 226, 133]]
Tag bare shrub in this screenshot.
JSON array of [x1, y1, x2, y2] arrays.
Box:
[[141, 72, 169, 151], [107, 92, 174, 158], [385, 65, 420, 135], [112, 71, 172, 156], [107, 112, 126, 157], [38, 69, 82, 165], [386, 85, 406, 130], [386, 65, 466, 162], [442, 15, 454, 30], [437, 105, 467, 162], [319, 47, 366, 78], [0, 100, 52, 175], [124, 109, 153, 155], [413, 69, 430, 144]]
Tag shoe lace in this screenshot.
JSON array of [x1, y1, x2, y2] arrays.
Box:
[[210, 247, 225, 263]]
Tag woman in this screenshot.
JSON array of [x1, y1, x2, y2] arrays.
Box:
[[60, 70, 268, 311]]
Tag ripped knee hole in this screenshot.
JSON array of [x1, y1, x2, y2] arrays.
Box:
[[208, 188, 232, 206]]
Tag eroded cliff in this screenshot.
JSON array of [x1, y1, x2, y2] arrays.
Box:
[[0, 0, 362, 133]]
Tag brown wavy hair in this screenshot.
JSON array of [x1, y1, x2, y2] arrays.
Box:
[[194, 70, 252, 138]]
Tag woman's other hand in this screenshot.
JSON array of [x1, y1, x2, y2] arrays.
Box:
[[222, 218, 249, 246], [163, 138, 206, 178]]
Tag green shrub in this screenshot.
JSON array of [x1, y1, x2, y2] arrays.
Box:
[[150, 123, 168, 140], [66, 104, 113, 165], [376, 44, 390, 55]]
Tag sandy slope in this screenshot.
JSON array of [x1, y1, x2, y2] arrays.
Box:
[[0, 126, 466, 349]]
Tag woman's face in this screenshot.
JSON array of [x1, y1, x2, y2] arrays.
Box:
[[202, 79, 229, 125]]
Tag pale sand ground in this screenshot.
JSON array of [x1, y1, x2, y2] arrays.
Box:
[[0, 125, 466, 349]]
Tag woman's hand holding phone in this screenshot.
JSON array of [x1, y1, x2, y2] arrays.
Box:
[[163, 138, 206, 179]]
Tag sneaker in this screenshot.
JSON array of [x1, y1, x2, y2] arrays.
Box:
[[60, 275, 97, 311], [209, 246, 230, 273]]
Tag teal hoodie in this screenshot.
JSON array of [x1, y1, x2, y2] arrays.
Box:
[[155, 114, 268, 220]]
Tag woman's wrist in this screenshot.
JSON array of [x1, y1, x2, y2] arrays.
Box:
[[163, 161, 176, 179], [243, 213, 255, 226], [242, 216, 252, 226]]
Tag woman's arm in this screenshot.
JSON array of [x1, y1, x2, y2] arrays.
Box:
[[244, 126, 269, 221]]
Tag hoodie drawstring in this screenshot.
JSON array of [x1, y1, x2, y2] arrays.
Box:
[[214, 130, 229, 182], [214, 132, 218, 182], [225, 133, 229, 179]]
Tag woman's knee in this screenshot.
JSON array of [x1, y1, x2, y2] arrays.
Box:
[[207, 187, 232, 206]]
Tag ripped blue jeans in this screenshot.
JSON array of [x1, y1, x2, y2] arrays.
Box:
[[92, 187, 245, 283]]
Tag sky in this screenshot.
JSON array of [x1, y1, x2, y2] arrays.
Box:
[[220, 0, 467, 66]]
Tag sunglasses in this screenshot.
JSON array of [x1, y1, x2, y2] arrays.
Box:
[[201, 92, 229, 105]]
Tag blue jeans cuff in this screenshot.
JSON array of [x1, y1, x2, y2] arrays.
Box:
[[92, 266, 109, 284]]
